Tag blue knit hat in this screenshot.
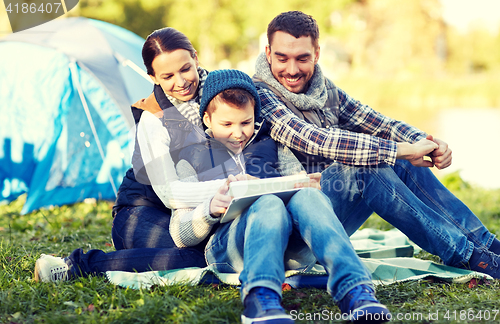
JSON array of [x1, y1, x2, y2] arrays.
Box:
[[199, 69, 261, 120]]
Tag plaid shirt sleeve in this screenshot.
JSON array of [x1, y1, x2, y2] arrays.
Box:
[[258, 87, 426, 166]]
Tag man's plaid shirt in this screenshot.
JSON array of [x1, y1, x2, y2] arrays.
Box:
[[258, 86, 427, 167]]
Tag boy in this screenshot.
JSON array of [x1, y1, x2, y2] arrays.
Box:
[[170, 69, 392, 324]]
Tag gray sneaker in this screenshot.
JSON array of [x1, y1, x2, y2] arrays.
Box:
[[34, 254, 70, 282]]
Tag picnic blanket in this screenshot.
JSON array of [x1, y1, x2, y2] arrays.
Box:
[[106, 228, 491, 289]]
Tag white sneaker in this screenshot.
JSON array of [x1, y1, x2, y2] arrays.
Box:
[[34, 254, 70, 282]]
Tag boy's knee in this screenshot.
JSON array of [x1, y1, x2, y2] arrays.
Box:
[[247, 195, 291, 226], [293, 187, 327, 204]]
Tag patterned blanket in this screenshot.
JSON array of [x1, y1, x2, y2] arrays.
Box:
[[106, 228, 490, 289]]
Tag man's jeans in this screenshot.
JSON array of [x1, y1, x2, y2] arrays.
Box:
[[321, 160, 495, 267], [204, 188, 373, 303]]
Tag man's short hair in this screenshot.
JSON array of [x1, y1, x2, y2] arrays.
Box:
[[267, 11, 320, 49]]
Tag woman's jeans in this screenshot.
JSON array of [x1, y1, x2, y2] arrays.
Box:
[[204, 188, 373, 303], [67, 205, 206, 278], [320, 160, 495, 267]]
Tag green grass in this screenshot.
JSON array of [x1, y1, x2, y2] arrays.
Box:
[[1, 173, 500, 323]]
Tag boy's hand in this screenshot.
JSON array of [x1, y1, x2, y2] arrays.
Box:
[[212, 174, 252, 217], [294, 171, 321, 190], [224, 173, 257, 186], [209, 180, 232, 217]]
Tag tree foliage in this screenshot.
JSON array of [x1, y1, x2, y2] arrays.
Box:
[[76, 0, 500, 76], [78, 0, 354, 68]]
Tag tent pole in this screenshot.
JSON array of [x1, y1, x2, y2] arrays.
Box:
[[69, 59, 118, 197], [113, 52, 154, 84]]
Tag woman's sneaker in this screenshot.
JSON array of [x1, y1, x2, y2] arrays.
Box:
[[338, 284, 391, 323], [241, 287, 294, 324], [34, 254, 71, 282]]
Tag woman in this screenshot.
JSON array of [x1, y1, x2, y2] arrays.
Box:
[[34, 27, 222, 281], [111, 27, 225, 252]]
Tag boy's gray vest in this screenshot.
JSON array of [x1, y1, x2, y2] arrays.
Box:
[[253, 77, 340, 173]]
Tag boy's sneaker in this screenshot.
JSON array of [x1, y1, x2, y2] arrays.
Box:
[[241, 287, 294, 324], [461, 247, 500, 279], [34, 254, 70, 282], [339, 284, 391, 323]]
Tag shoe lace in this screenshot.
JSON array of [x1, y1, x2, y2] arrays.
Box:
[[255, 288, 282, 311], [348, 285, 378, 311], [481, 247, 499, 269], [50, 264, 69, 281]]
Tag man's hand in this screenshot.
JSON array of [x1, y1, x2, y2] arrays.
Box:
[[427, 135, 452, 170], [397, 138, 438, 167]]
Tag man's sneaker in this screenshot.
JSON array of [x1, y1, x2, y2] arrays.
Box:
[[487, 238, 500, 255], [241, 287, 294, 324], [339, 284, 391, 323], [34, 254, 70, 282], [461, 247, 500, 279]]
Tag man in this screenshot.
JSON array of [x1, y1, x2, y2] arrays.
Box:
[[253, 10, 500, 279]]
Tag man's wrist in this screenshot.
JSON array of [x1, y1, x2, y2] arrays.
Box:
[[396, 142, 411, 160]]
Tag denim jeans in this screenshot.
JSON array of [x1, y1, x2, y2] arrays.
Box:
[[67, 205, 207, 278], [112, 205, 177, 250], [67, 247, 206, 278], [204, 188, 373, 303], [320, 160, 495, 267]]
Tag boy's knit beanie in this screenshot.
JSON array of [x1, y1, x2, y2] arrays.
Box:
[[199, 69, 261, 120]]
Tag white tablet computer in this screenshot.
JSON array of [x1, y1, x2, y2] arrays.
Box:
[[220, 174, 310, 223]]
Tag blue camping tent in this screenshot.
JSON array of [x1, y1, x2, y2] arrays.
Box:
[[0, 17, 153, 214]]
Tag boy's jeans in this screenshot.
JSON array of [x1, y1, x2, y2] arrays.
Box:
[[204, 188, 373, 303], [321, 159, 495, 267]]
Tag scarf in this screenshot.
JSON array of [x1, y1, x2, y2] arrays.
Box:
[[253, 52, 328, 111]]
